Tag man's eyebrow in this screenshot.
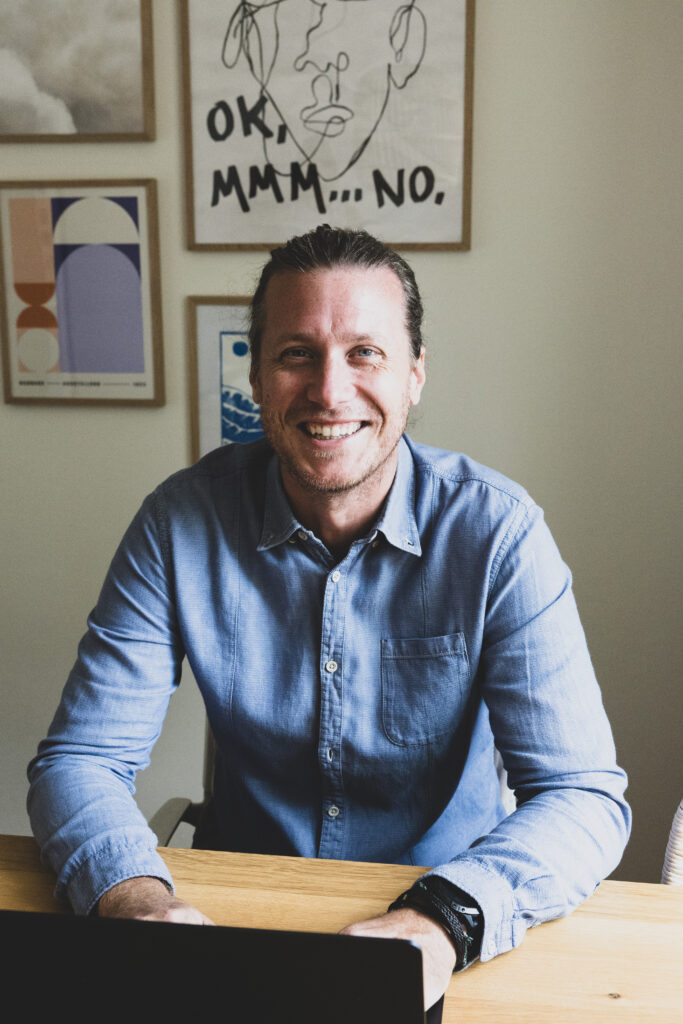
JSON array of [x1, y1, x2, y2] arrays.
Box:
[[274, 333, 314, 345], [273, 332, 380, 346]]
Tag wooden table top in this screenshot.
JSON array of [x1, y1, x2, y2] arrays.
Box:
[[2, 834, 682, 1023]]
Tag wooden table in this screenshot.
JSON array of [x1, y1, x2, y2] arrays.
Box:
[[2, 834, 681, 1023]]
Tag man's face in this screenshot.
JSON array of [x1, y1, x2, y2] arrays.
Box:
[[250, 266, 425, 501], [227, 0, 415, 180]]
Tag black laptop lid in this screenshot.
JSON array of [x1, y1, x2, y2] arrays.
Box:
[[1, 909, 442, 1023]]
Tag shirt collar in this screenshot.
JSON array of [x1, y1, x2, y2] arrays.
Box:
[[257, 435, 421, 557], [258, 453, 302, 550], [372, 436, 422, 555]]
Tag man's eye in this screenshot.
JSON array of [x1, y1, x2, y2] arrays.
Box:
[[281, 348, 311, 360], [354, 347, 379, 359]]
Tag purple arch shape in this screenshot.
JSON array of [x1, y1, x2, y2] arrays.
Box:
[[54, 244, 141, 278], [53, 244, 85, 276], [55, 246, 145, 373]]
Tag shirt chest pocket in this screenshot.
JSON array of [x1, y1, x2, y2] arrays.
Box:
[[381, 632, 470, 746]]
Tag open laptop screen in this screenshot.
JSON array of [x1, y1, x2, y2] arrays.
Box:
[[1, 909, 443, 1022]]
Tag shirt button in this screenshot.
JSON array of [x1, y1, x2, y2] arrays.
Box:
[[331, 570, 341, 583], [372, 539, 380, 549], [327, 805, 340, 818], [297, 530, 307, 541], [325, 660, 338, 673], [327, 747, 335, 762]]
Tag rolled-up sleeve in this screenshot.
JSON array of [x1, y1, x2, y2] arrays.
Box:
[[27, 489, 182, 915], [429, 504, 631, 960]]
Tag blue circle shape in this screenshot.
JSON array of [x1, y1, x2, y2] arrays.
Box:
[[232, 341, 248, 357]]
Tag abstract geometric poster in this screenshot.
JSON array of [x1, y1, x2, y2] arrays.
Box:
[[181, 0, 474, 248], [0, 180, 164, 404], [188, 297, 263, 461]]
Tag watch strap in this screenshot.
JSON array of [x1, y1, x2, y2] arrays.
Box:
[[388, 876, 483, 971]]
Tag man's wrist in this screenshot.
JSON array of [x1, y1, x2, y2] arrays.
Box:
[[96, 875, 173, 917], [388, 877, 483, 971]]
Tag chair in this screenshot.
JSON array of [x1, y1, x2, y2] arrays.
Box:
[[661, 799, 683, 884], [149, 726, 516, 847], [149, 723, 215, 847]]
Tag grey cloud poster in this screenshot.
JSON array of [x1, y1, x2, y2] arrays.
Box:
[[0, 1, 153, 140], [182, 0, 473, 248]]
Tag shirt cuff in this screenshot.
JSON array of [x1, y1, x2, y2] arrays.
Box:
[[423, 860, 517, 963], [58, 832, 175, 917]]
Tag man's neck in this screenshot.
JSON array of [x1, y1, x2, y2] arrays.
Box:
[[281, 461, 397, 558]]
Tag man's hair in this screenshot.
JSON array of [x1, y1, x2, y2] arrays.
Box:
[[248, 224, 424, 368]]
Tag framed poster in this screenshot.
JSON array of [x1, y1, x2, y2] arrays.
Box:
[[0, 179, 164, 406], [181, 0, 474, 250], [188, 296, 263, 461], [0, 0, 155, 142]]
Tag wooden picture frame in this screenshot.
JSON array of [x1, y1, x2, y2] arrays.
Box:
[[0, 179, 164, 406], [187, 296, 262, 462], [180, 0, 475, 250], [0, 1, 155, 142]]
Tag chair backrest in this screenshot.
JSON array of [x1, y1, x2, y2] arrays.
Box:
[[153, 727, 515, 846], [148, 721, 216, 846], [202, 719, 215, 804], [661, 799, 683, 884]]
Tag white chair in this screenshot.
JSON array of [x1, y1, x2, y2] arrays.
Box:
[[661, 799, 683, 884]]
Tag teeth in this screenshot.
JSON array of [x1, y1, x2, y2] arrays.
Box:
[[307, 422, 362, 438]]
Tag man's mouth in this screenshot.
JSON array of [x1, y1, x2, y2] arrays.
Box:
[[301, 421, 364, 439]]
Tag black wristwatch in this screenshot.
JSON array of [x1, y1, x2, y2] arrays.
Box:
[[388, 876, 483, 971]]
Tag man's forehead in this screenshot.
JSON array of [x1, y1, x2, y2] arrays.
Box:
[[260, 266, 409, 337]]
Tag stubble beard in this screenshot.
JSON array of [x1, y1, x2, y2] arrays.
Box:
[[278, 436, 400, 496], [261, 398, 412, 498]]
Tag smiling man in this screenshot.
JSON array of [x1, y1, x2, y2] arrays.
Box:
[[250, 259, 425, 551], [28, 225, 630, 1011]]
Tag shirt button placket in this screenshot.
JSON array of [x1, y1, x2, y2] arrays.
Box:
[[318, 567, 345, 858]]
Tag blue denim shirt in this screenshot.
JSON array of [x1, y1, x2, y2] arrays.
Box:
[[27, 436, 630, 960]]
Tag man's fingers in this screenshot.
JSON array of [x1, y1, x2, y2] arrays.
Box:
[[339, 908, 456, 1009], [137, 900, 215, 926]]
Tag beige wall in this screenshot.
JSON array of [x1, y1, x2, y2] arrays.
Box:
[[1, 1, 681, 882]]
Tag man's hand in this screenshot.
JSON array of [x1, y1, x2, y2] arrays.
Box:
[[339, 906, 456, 1009], [97, 876, 215, 925]]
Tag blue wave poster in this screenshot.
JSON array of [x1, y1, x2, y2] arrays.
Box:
[[190, 296, 263, 460]]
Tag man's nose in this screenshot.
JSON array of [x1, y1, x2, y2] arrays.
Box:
[[306, 353, 355, 408]]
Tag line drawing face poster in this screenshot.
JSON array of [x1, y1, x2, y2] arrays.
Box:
[[0, 180, 164, 405], [182, 0, 473, 248], [190, 298, 264, 460]]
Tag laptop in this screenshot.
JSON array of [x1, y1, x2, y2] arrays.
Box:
[[1, 908, 444, 1023]]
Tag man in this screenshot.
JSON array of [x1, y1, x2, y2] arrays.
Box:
[[222, 0, 427, 180], [28, 225, 630, 1010]]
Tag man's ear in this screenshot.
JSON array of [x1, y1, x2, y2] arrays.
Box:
[[389, 5, 427, 89], [409, 345, 426, 407]]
